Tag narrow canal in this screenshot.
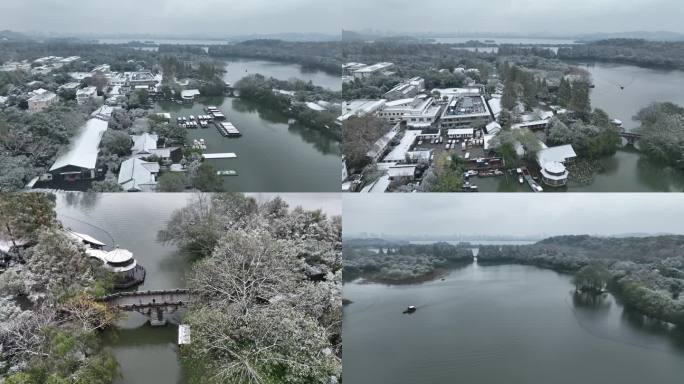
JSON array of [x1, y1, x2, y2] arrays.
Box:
[[154, 59, 341, 192]]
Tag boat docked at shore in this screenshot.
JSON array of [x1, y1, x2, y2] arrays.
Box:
[[216, 121, 241, 137]]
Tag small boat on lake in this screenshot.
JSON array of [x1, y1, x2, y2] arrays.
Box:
[[403, 305, 417, 314]]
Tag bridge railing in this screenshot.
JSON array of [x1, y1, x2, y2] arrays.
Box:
[[99, 288, 191, 302]]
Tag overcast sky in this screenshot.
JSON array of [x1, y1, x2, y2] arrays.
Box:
[[343, 194, 684, 238], [0, 0, 340, 37], [342, 0, 684, 36]]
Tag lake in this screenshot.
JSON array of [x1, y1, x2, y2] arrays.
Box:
[[53, 192, 341, 384], [55, 193, 193, 384], [223, 58, 341, 91], [343, 263, 684, 384], [154, 59, 341, 192], [579, 62, 684, 132], [477, 61, 684, 192]]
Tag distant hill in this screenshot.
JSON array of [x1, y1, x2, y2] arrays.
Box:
[[0, 30, 34, 42], [577, 31, 684, 42]]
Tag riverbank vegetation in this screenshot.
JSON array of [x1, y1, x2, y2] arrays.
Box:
[[209, 40, 341, 75], [635, 102, 684, 169], [343, 242, 472, 283], [558, 39, 684, 71], [0, 103, 93, 191], [345, 235, 684, 326], [0, 193, 119, 383], [234, 74, 341, 138], [158, 193, 342, 383]]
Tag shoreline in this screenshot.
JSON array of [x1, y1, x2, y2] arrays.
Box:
[[346, 261, 681, 327]]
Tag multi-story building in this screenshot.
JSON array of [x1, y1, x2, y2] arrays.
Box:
[[76, 86, 98, 104], [377, 96, 442, 129], [438, 91, 493, 130], [27, 89, 58, 112]]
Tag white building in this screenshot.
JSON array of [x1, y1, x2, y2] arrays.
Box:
[[49, 118, 108, 181], [27, 89, 58, 112], [118, 158, 160, 192], [384, 77, 425, 101], [180, 89, 200, 101], [439, 94, 493, 130], [377, 96, 442, 129], [388, 164, 417, 180], [76, 86, 98, 104], [352, 62, 394, 79], [536, 144, 577, 187], [342, 62, 367, 76], [382, 130, 421, 163], [338, 99, 386, 123]]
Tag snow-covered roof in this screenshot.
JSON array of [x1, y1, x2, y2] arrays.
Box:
[[383, 130, 420, 162], [118, 158, 159, 191], [131, 132, 158, 155], [488, 98, 502, 117], [91, 105, 115, 121], [305, 102, 326, 111], [68, 231, 106, 247], [447, 128, 474, 135], [388, 164, 417, 178], [180, 89, 200, 98], [50, 119, 108, 171], [106, 248, 134, 263], [486, 121, 501, 134], [537, 144, 577, 166]]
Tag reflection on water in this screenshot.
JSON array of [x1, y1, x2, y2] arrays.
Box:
[[154, 96, 340, 192], [580, 62, 684, 131], [223, 58, 340, 91], [55, 193, 193, 384], [344, 264, 684, 384]]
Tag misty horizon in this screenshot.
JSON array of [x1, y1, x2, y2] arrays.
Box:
[[343, 194, 684, 239], [3, 0, 684, 39]]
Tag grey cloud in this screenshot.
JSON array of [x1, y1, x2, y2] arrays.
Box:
[[343, 194, 684, 238], [0, 0, 341, 36]]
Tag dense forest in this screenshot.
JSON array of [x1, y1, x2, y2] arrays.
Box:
[[0, 193, 119, 383], [157, 194, 342, 383], [558, 39, 684, 70], [209, 40, 342, 75]]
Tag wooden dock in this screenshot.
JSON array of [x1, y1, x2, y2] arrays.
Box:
[[215, 121, 241, 137], [203, 153, 237, 159]]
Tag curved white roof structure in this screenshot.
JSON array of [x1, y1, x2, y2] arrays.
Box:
[[50, 118, 108, 172]]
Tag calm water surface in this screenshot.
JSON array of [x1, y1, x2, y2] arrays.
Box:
[[55, 193, 193, 384], [153, 59, 340, 192], [476, 62, 684, 192], [343, 263, 684, 384], [580, 62, 684, 132]]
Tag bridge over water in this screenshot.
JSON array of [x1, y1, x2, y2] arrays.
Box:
[[619, 130, 641, 145], [99, 289, 194, 326]]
